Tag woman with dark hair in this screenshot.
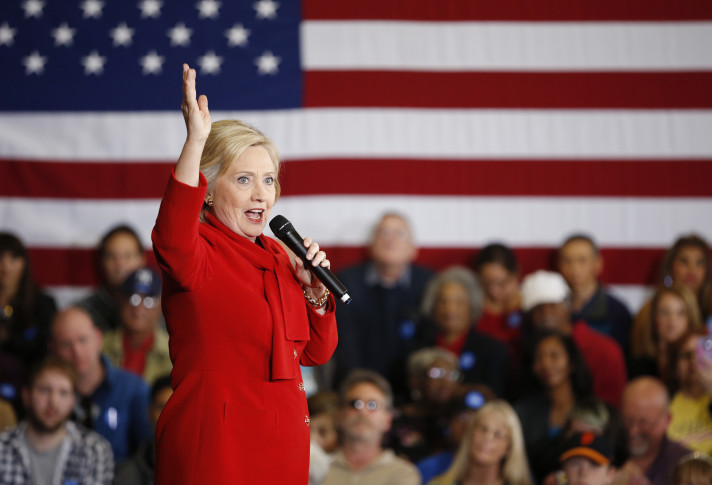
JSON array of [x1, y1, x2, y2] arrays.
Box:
[[514, 330, 594, 482], [0, 232, 57, 366], [76, 224, 146, 332], [472, 243, 522, 351], [632, 234, 712, 350]]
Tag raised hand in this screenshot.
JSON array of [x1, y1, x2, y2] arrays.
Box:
[[181, 63, 211, 143]]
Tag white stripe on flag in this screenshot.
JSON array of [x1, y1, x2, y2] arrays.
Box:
[[4, 196, 711, 248], [2, 110, 712, 160], [302, 21, 712, 71]]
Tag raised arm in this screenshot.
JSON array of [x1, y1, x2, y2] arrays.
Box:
[[175, 63, 212, 187]]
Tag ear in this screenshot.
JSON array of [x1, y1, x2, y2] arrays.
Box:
[[595, 253, 604, 277]]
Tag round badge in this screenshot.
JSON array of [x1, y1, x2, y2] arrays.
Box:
[[507, 312, 522, 328], [0, 383, 16, 400], [465, 391, 485, 409], [459, 351, 476, 370], [399, 320, 415, 340], [23, 327, 38, 340]]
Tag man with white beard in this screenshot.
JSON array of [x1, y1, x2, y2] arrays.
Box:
[[616, 377, 689, 485], [0, 357, 113, 484], [321, 369, 420, 485]]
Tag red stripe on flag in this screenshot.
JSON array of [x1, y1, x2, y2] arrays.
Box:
[[6, 159, 712, 198], [305, 71, 712, 109], [303, 0, 712, 21], [29, 246, 665, 287], [280, 159, 712, 197], [2, 160, 172, 199]]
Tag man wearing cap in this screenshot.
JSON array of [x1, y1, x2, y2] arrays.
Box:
[[102, 267, 172, 385], [520, 270, 627, 407], [559, 432, 615, 485]]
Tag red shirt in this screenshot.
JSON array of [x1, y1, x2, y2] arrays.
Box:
[[435, 331, 468, 356], [121, 331, 155, 377], [571, 320, 627, 407]]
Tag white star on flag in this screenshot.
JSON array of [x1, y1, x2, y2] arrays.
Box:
[[140, 51, 164, 75], [23, 51, 46, 75], [82, 51, 106, 75], [254, 0, 278, 19], [196, 0, 221, 19], [0, 23, 17, 46], [110, 23, 135, 47], [168, 23, 192, 46], [197, 51, 222, 75], [138, 0, 162, 18], [255, 51, 280, 75], [22, 0, 44, 18], [52, 23, 76, 47], [81, 0, 104, 19], [225, 24, 250, 47]]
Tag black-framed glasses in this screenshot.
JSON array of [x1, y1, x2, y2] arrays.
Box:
[[348, 399, 382, 412]]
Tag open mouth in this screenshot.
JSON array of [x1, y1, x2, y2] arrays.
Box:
[[245, 209, 264, 222]]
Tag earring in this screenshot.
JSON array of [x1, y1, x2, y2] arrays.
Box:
[[206, 195, 214, 207]]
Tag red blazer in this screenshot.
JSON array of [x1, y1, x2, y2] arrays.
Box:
[[151, 172, 338, 484]]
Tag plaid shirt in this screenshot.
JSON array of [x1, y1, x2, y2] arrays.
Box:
[[0, 421, 114, 485]]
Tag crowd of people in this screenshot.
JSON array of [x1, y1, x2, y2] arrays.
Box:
[[1, 213, 711, 484]]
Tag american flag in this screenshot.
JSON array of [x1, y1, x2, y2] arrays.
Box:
[[1, 0, 712, 312]]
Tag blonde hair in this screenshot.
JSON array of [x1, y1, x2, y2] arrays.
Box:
[[635, 284, 704, 359], [431, 400, 533, 485], [673, 452, 712, 485], [199, 119, 280, 222]]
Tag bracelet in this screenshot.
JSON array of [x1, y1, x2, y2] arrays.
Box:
[[303, 288, 330, 308]]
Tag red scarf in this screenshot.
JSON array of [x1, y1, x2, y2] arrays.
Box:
[[205, 213, 309, 381]]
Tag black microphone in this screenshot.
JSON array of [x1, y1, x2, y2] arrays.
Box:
[[269, 215, 352, 305]]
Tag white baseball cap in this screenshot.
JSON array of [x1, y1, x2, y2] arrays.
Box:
[[521, 270, 570, 312]]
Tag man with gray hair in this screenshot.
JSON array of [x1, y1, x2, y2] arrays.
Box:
[[321, 369, 421, 485], [333, 213, 435, 392], [615, 377, 689, 485], [520, 270, 626, 406]]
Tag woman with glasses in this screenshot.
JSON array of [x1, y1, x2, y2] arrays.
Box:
[[429, 400, 533, 485], [416, 266, 509, 398]]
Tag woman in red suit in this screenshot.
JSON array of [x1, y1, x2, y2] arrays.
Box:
[[151, 64, 338, 484]]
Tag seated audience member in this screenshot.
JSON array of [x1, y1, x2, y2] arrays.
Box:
[[321, 369, 421, 485], [0, 232, 57, 367], [0, 350, 26, 420], [308, 391, 340, 485], [309, 390, 340, 455], [472, 243, 523, 352], [559, 432, 616, 485], [633, 234, 712, 349], [667, 331, 712, 455], [558, 234, 632, 351], [616, 377, 690, 485], [416, 267, 508, 398], [519, 270, 627, 406], [50, 306, 152, 462], [102, 267, 171, 384], [416, 397, 485, 484], [0, 398, 16, 431], [391, 347, 466, 462], [77, 225, 146, 333], [0, 356, 113, 484], [630, 285, 705, 380], [114, 374, 173, 485], [334, 213, 435, 390], [429, 400, 533, 485], [672, 452, 712, 485], [515, 331, 594, 482]]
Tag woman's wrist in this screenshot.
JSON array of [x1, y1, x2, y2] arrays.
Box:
[[303, 287, 329, 308]]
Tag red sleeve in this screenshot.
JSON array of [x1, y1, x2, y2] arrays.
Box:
[[592, 336, 627, 408], [151, 169, 212, 291], [300, 298, 338, 366]]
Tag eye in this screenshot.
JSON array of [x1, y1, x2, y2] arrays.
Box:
[[264, 176, 274, 185], [237, 176, 249, 184]]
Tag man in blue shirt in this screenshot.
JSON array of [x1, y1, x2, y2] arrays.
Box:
[[50, 306, 152, 462]]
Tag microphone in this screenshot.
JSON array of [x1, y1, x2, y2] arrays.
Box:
[[269, 215, 352, 305]]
